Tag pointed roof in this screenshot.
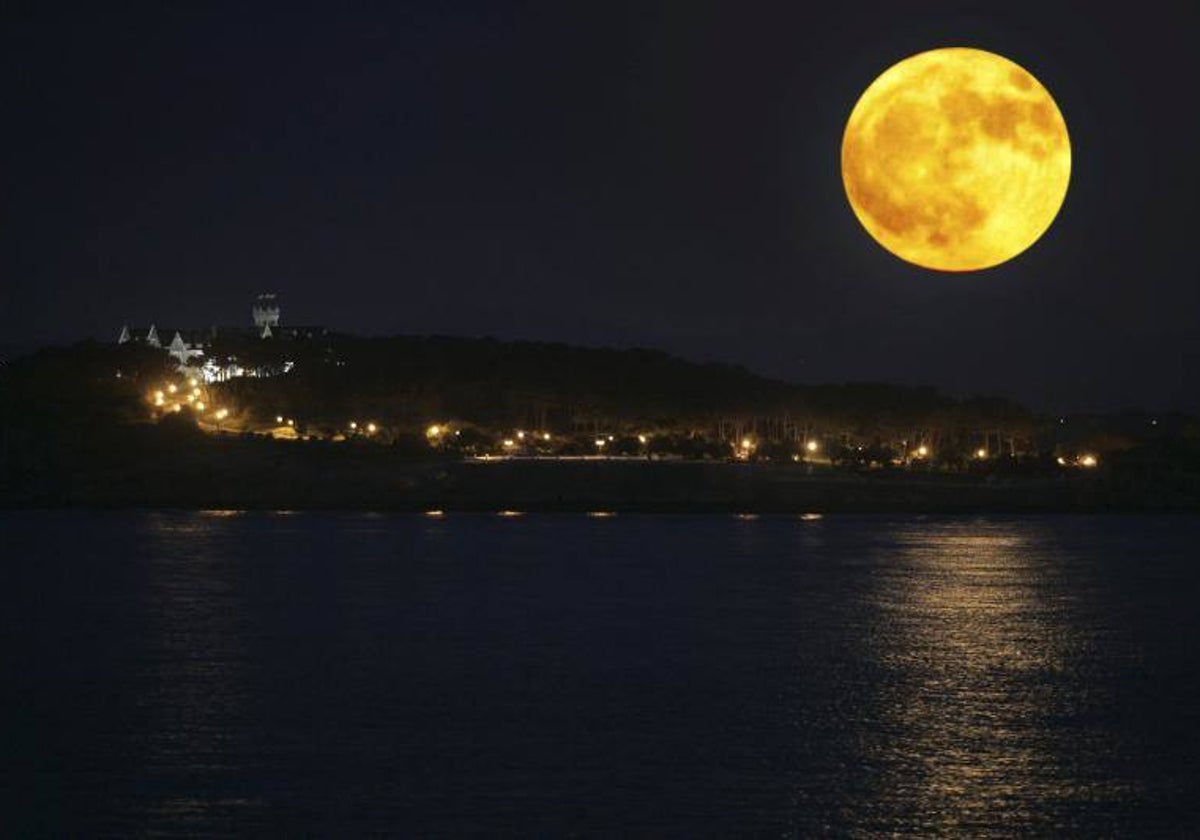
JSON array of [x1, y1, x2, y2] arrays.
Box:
[[261, 323, 273, 339], [117, 325, 131, 344], [146, 325, 160, 347]]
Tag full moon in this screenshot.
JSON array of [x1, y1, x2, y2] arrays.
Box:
[[841, 47, 1070, 272]]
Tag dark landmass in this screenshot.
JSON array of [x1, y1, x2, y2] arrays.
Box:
[[2, 337, 1198, 512]]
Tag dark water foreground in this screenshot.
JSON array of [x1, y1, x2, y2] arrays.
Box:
[[4, 512, 1200, 835]]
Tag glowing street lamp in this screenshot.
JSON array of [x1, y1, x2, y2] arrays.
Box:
[[806, 440, 819, 453], [276, 415, 284, 424], [196, 401, 206, 411], [542, 432, 551, 441], [637, 434, 648, 445], [426, 424, 442, 438], [189, 378, 198, 388], [503, 439, 515, 449], [517, 430, 526, 440], [167, 384, 178, 394], [366, 422, 377, 434], [741, 438, 753, 450], [976, 448, 988, 459], [916, 445, 929, 458], [1079, 454, 1098, 468], [595, 438, 606, 451], [349, 421, 358, 431], [287, 419, 295, 427]]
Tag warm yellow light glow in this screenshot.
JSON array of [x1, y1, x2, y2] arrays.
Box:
[[189, 378, 198, 387], [167, 384, 177, 394], [497, 510, 524, 518], [595, 439, 606, 448], [842, 47, 1070, 271], [366, 423, 377, 434], [349, 421, 358, 430], [427, 424, 442, 438], [1079, 454, 1098, 467], [806, 440, 819, 453], [215, 409, 229, 420], [503, 439, 515, 448], [172, 404, 182, 413], [1056, 456, 1066, 466], [276, 415, 284, 424], [196, 401, 206, 411], [425, 510, 445, 518], [517, 430, 526, 440], [917, 445, 929, 457], [192, 388, 201, 397], [638, 434, 648, 444], [543, 432, 551, 441], [286, 419, 294, 427], [741, 438, 753, 450], [976, 448, 988, 459], [154, 390, 164, 401], [587, 511, 616, 518]]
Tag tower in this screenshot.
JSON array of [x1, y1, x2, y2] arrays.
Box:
[[252, 294, 281, 330]]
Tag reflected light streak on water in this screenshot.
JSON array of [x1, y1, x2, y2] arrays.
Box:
[[851, 522, 1136, 833]]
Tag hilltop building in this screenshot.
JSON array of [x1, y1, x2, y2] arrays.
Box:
[[116, 294, 325, 382]]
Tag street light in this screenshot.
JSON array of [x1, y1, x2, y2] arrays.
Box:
[[916, 445, 928, 458], [976, 448, 988, 459], [806, 440, 819, 453], [366, 423, 377, 434], [638, 434, 648, 445], [1080, 454, 1098, 467]]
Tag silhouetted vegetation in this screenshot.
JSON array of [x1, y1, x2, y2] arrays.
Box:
[[2, 337, 1198, 510]]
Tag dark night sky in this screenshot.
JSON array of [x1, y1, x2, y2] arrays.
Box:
[[4, 2, 1197, 411]]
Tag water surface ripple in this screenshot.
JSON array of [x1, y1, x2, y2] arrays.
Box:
[[4, 512, 1199, 835]]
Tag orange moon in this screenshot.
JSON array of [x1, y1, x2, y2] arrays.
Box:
[[841, 47, 1070, 272]]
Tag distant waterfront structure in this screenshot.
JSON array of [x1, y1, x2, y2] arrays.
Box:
[[115, 294, 325, 382]]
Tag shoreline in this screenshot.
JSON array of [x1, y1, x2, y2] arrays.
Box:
[[4, 458, 1196, 514]]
